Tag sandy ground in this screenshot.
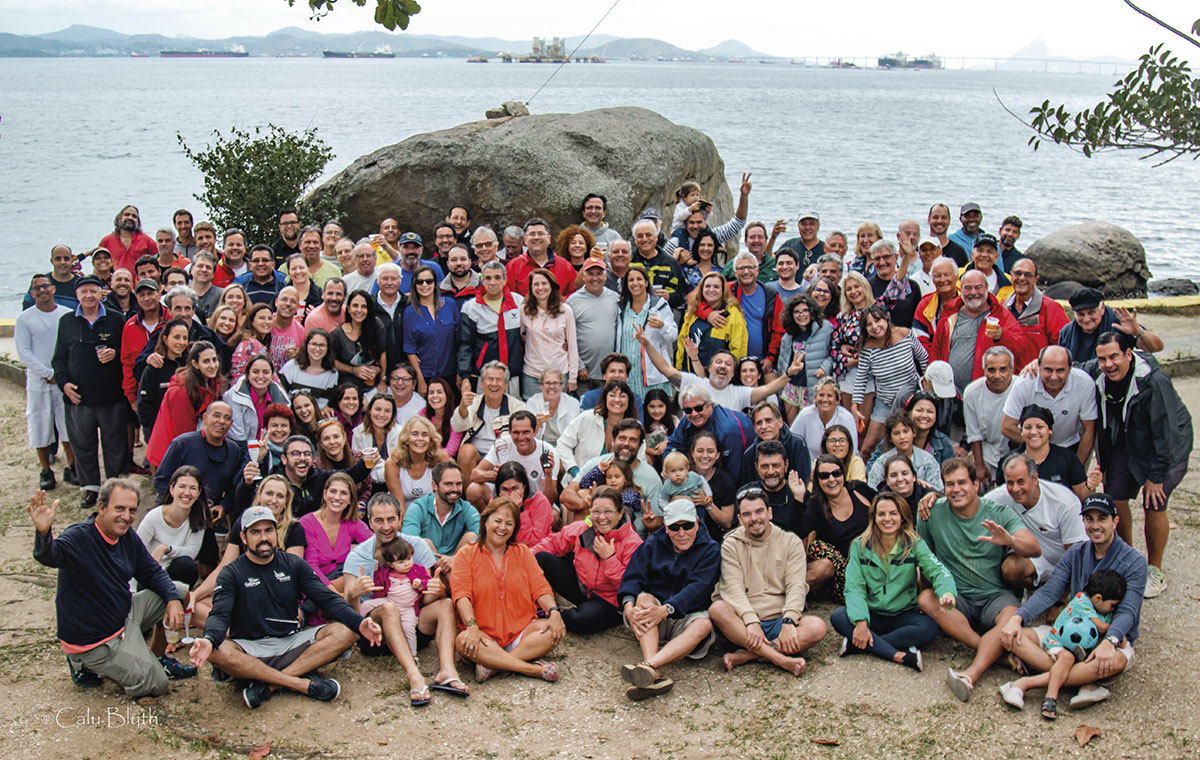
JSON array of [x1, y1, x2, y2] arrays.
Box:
[[0, 372, 1197, 759]]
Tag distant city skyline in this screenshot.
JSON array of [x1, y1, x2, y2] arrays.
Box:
[[0, 0, 1194, 60]]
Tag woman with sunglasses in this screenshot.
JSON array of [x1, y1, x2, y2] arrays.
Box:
[[831, 491, 956, 670], [800, 454, 877, 600], [866, 411, 944, 491], [819, 424, 867, 483], [402, 264, 459, 397]]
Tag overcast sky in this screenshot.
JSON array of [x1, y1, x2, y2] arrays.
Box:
[[2, 0, 1196, 59]]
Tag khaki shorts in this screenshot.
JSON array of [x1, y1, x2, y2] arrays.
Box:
[[67, 582, 188, 698], [625, 595, 715, 660]]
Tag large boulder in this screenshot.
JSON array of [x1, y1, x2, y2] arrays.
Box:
[[1024, 221, 1151, 298], [303, 107, 734, 249]]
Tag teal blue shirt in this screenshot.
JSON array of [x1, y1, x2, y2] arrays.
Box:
[[401, 493, 480, 555]]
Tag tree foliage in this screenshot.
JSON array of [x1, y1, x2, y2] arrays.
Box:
[[288, 0, 422, 31], [177, 125, 335, 246], [1022, 3, 1200, 166]]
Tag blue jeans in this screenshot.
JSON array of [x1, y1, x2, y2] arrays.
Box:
[[830, 606, 939, 661]]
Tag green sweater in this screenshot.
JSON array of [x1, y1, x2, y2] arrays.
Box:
[[844, 535, 956, 624]]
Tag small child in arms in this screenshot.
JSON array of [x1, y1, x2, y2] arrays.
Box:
[[655, 452, 711, 517]]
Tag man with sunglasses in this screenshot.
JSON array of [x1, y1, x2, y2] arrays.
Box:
[[617, 499, 720, 701], [709, 487, 827, 677], [665, 385, 758, 484], [1002, 258, 1069, 355]]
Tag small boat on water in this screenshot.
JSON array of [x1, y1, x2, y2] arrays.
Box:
[[467, 57, 489, 63], [160, 50, 249, 58], [324, 46, 396, 59]]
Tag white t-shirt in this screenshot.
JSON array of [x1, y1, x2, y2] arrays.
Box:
[[394, 393, 426, 428], [677, 371, 753, 413], [14, 304, 71, 393], [135, 506, 205, 568], [984, 481, 1087, 570], [790, 405, 859, 464], [342, 270, 378, 295], [963, 377, 1015, 470], [485, 434, 562, 492], [1002, 370, 1099, 447]]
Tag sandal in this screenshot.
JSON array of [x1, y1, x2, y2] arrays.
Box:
[[1006, 652, 1029, 676], [429, 677, 470, 697], [946, 668, 974, 702], [536, 660, 558, 683], [626, 676, 674, 701], [475, 663, 497, 683], [410, 687, 431, 707], [1041, 696, 1057, 720], [620, 662, 659, 689]]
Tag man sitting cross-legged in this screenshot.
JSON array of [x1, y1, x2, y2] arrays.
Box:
[[189, 507, 383, 709], [709, 487, 827, 676]]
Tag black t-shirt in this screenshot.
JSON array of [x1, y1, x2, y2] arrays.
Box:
[[330, 317, 387, 391], [868, 274, 922, 328], [799, 481, 875, 556], [942, 239, 969, 268], [751, 481, 804, 533], [701, 469, 736, 539], [273, 239, 302, 268], [1000, 444, 1085, 489]]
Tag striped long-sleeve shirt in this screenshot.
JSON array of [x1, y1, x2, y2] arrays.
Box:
[[852, 331, 928, 406]]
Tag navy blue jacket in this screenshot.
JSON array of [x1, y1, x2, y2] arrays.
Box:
[[154, 431, 249, 510], [34, 515, 180, 647], [618, 526, 720, 617], [742, 425, 812, 484], [666, 404, 757, 481]]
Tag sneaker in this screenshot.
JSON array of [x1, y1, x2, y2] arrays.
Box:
[[998, 681, 1025, 709], [243, 681, 272, 709], [62, 465, 78, 486], [80, 490, 98, 510], [68, 659, 103, 688], [159, 655, 197, 680], [838, 637, 849, 657], [40, 468, 57, 491], [907, 646, 924, 672], [946, 668, 973, 702], [1145, 566, 1166, 599], [1068, 683, 1110, 709], [127, 461, 151, 476], [306, 676, 341, 702]]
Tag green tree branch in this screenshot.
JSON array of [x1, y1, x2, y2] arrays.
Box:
[[287, 0, 422, 30]]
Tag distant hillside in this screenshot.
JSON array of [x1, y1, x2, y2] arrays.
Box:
[[0, 25, 760, 60], [698, 39, 772, 58]]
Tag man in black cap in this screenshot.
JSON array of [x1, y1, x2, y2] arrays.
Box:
[[52, 276, 128, 509], [1083, 331, 1190, 599], [959, 234, 1012, 300], [1057, 288, 1162, 364], [949, 202, 984, 255]]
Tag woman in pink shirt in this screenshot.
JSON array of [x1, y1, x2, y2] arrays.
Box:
[[298, 472, 372, 589], [519, 269, 579, 400]]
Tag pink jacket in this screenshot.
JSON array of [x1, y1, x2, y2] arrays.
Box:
[[532, 519, 642, 606], [371, 562, 432, 616]]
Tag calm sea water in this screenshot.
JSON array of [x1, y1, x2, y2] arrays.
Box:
[[2, 58, 1197, 316]]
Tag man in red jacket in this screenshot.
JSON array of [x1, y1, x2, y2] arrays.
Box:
[[1002, 258, 1069, 354], [930, 270, 1033, 395], [99, 205, 158, 274]]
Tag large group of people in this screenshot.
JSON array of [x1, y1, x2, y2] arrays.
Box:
[[23, 192, 1188, 715]]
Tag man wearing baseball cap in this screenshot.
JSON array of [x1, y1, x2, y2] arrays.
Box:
[[51, 275, 128, 508], [950, 493, 1146, 708], [565, 257, 619, 390], [959, 233, 1012, 301], [617, 498, 720, 700], [1057, 287, 1163, 365], [189, 506, 383, 709], [397, 231, 445, 294], [949, 202, 984, 259], [777, 211, 824, 271]]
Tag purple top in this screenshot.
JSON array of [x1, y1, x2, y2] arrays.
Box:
[[299, 511, 372, 582]]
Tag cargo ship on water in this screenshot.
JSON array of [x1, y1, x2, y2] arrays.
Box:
[[323, 46, 396, 59], [877, 51, 942, 69], [160, 50, 249, 58]]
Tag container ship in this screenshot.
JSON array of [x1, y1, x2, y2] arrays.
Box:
[[160, 50, 249, 58], [323, 46, 396, 59]]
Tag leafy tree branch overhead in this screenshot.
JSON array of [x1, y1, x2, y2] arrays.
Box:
[[289, 0, 423, 30], [1016, 1, 1200, 165]]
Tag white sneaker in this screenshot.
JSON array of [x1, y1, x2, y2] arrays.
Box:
[[839, 637, 849, 656], [1068, 683, 1110, 709], [999, 681, 1025, 709], [1145, 566, 1166, 599]]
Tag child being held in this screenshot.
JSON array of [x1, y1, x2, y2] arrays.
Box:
[[670, 181, 704, 233], [1000, 568, 1126, 721], [359, 538, 434, 656], [578, 457, 644, 521], [655, 451, 712, 516]]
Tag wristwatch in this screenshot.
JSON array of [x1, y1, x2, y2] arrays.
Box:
[[663, 603, 676, 617], [1106, 635, 1121, 646], [781, 617, 796, 627]]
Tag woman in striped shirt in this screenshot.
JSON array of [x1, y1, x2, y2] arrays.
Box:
[[852, 305, 928, 455]]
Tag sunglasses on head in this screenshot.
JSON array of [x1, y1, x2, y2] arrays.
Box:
[[666, 521, 696, 532], [736, 484, 765, 500], [682, 404, 706, 415], [817, 468, 844, 480]]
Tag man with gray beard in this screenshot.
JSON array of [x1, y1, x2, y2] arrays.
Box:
[[930, 269, 1034, 395]]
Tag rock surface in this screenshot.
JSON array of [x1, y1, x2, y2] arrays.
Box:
[[1025, 221, 1151, 298], [1148, 277, 1199, 297], [303, 106, 734, 248]]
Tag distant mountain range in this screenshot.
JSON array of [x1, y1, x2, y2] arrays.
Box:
[[0, 25, 777, 60]]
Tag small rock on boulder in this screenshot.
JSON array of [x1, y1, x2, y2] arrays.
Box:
[[1025, 221, 1150, 298], [303, 107, 734, 250], [1148, 277, 1199, 297], [485, 101, 530, 119]]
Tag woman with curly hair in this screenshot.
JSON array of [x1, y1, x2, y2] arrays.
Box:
[[778, 293, 834, 420], [555, 224, 596, 291], [677, 271, 747, 372]]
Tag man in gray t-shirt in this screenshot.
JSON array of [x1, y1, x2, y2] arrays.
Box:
[[949, 310, 985, 392], [566, 260, 620, 385]]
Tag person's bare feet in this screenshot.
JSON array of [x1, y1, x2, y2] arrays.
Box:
[[723, 649, 758, 671], [779, 655, 806, 677]]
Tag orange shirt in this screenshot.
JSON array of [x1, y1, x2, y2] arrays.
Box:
[[451, 542, 551, 647]]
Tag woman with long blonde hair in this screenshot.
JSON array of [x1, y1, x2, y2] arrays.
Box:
[[677, 271, 747, 372], [384, 415, 450, 512]]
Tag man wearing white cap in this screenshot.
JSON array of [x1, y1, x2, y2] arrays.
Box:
[[776, 211, 825, 272], [709, 487, 827, 676], [910, 236, 942, 295], [616, 498, 720, 700], [189, 506, 383, 709]]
